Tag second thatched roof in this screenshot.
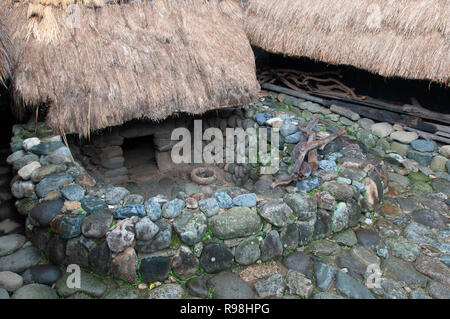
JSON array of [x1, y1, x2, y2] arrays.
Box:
[[245, 0, 449, 84], [1, 0, 259, 136]]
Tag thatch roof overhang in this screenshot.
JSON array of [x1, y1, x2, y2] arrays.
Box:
[[1, 0, 259, 136], [245, 0, 449, 84]]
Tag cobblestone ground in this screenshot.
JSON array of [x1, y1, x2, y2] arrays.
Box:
[[0, 94, 449, 299]]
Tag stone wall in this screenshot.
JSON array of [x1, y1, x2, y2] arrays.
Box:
[[4, 95, 450, 295]]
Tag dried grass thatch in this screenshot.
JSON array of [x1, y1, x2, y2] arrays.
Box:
[[245, 0, 449, 84], [0, 21, 11, 86], [1, 0, 259, 136]]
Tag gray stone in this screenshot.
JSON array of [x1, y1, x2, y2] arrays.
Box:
[[209, 207, 262, 240], [55, 269, 107, 297], [331, 202, 349, 232], [336, 255, 367, 282], [61, 184, 85, 201], [147, 283, 184, 299], [409, 290, 432, 299], [29, 199, 64, 227], [199, 243, 233, 274], [186, 277, 208, 298], [376, 245, 389, 259], [103, 287, 141, 299], [12, 154, 40, 171], [296, 176, 321, 192], [390, 131, 418, 144], [135, 219, 172, 253], [334, 229, 357, 246], [280, 223, 299, 250], [257, 199, 293, 227], [410, 139, 436, 152], [318, 160, 338, 172], [171, 246, 198, 280], [260, 230, 283, 262], [284, 192, 317, 221], [254, 274, 285, 298], [371, 122, 393, 138], [0, 234, 26, 257], [414, 255, 450, 287], [309, 240, 341, 256], [235, 238, 260, 266], [139, 255, 170, 283], [81, 195, 107, 214], [0, 271, 23, 292], [35, 173, 74, 198], [30, 141, 65, 155], [0, 247, 41, 273], [135, 217, 159, 241], [384, 257, 428, 288], [280, 124, 298, 137], [355, 229, 380, 248], [313, 292, 345, 299], [106, 219, 135, 253], [144, 200, 162, 221], [428, 281, 450, 299], [411, 209, 447, 229], [321, 181, 354, 201], [173, 209, 207, 245], [12, 284, 58, 299], [22, 264, 61, 285], [58, 214, 86, 239], [88, 240, 112, 276], [285, 270, 313, 298], [385, 236, 420, 262], [104, 187, 130, 205], [111, 247, 137, 283], [81, 209, 113, 238], [208, 272, 254, 299], [335, 271, 374, 299], [431, 178, 450, 196], [375, 279, 408, 299], [214, 191, 234, 209], [232, 193, 257, 207], [407, 150, 432, 166], [162, 199, 185, 219], [314, 262, 337, 291], [282, 252, 313, 278], [0, 288, 8, 299], [285, 131, 303, 144], [198, 198, 220, 217], [350, 246, 380, 267], [113, 204, 146, 219]]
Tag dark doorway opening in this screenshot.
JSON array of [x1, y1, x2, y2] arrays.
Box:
[[122, 135, 157, 179]]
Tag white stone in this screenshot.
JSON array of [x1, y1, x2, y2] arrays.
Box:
[[6, 151, 25, 165], [22, 138, 40, 152], [390, 131, 418, 144], [17, 162, 41, 180], [266, 117, 283, 129], [371, 122, 393, 138], [440, 145, 450, 159]]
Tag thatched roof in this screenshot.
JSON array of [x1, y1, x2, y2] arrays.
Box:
[[245, 0, 449, 84], [1, 0, 259, 136], [0, 21, 11, 86]]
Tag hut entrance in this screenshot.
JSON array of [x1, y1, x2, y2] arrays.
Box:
[[122, 135, 158, 180]]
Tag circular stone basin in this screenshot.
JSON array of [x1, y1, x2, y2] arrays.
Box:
[[190, 167, 216, 185]]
